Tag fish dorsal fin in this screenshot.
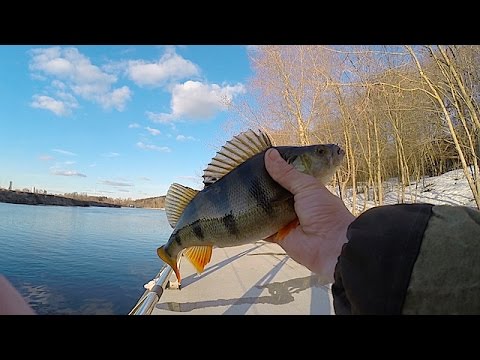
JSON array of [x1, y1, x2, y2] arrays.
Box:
[[165, 183, 199, 228], [202, 129, 273, 186]]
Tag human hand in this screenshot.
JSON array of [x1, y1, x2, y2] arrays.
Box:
[[0, 275, 35, 315], [264, 148, 356, 283]]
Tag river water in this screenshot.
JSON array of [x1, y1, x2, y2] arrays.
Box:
[[0, 202, 170, 314]]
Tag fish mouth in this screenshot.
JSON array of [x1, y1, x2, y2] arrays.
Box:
[[332, 143, 345, 156], [330, 144, 345, 166], [337, 147, 345, 157]]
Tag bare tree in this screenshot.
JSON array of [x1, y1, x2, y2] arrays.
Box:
[[232, 46, 336, 146], [231, 45, 480, 211], [406, 45, 480, 209]]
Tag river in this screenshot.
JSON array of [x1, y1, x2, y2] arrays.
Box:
[[0, 202, 170, 314]]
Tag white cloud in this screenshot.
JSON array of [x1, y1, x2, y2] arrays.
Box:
[[39, 155, 54, 161], [139, 176, 151, 181], [55, 90, 78, 104], [176, 134, 196, 141], [101, 60, 128, 75], [95, 86, 131, 111], [51, 80, 66, 90], [64, 161, 76, 165], [29, 47, 131, 112], [128, 122, 140, 128], [99, 180, 133, 187], [146, 111, 174, 124], [127, 48, 199, 87], [145, 126, 161, 136], [102, 152, 120, 158], [52, 169, 86, 177], [52, 148, 77, 156], [30, 73, 47, 81], [31, 95, 77, 116], [136, 141, 171, 152], [147, 81, 246, 123]]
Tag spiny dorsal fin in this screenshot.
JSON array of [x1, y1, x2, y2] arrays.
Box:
[[202, 129, 273, 186], [165, 183, 199, 228], [184, 245, 213, 274]]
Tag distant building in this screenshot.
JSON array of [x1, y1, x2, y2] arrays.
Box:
[[8, 181, 12, 191]]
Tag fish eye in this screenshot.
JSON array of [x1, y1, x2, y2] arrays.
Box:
[[316, 147, 324, 155]]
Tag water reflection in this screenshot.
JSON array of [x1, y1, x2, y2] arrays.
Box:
[[19, 283, 116, 314]]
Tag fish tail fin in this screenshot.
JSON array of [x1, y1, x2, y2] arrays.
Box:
[[184, 245, 213, 274], [265, 218, 300, 243], [157, 246, 181, 284]]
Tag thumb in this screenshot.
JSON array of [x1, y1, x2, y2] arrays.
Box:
[[264, 148, 320, 195]]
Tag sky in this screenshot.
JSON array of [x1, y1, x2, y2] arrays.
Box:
[[0, 45, 256, 199]]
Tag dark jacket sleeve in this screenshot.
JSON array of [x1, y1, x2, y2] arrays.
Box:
[[401, 205, 480, 314], [332, 203, 480, 315], [332, 203, 433, 315]]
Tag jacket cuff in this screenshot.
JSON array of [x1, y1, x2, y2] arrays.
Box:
[[332, 203, 433, 314]]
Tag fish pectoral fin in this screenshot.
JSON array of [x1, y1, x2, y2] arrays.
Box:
[[264, 218, 300, 243], [184, 245, 213, 274]]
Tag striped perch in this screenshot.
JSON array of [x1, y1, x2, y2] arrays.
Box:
[[157, 129, 345, 286]]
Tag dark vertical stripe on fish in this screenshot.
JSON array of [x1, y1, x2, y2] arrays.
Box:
[[222, 212, 239, 235], [248, 177, 274, 215], [174, 233, 182, 245], [192, 221, 204, 240]]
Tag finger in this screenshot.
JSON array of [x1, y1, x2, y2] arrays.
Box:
[[264, 148, 320, 195], [0, 275, 36, 315]]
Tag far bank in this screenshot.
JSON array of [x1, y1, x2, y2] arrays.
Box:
[[0, 189, 120, 208]]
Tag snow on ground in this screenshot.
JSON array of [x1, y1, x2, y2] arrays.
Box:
[[331, 168, 478, 214]]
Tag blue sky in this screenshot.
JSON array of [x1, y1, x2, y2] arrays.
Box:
[[0, 45, 254, 199]]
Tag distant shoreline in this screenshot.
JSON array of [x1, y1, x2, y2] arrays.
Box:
[[0, 189, 120, 208]]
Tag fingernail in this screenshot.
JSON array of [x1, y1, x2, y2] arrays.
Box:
[[267, 148, 279, 161]]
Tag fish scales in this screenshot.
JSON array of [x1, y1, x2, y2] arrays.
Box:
[[174, 150, 294, 248]]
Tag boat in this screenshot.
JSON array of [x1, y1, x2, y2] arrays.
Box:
[[129, 241, 334, 315]]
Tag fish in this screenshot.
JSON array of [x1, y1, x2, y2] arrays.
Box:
[[157, 129, 345, 286]]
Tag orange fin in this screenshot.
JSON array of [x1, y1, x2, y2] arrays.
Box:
[[184, 245, 213, 274], [265, 218, 300, 243], [157, 246, 182, 284]]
